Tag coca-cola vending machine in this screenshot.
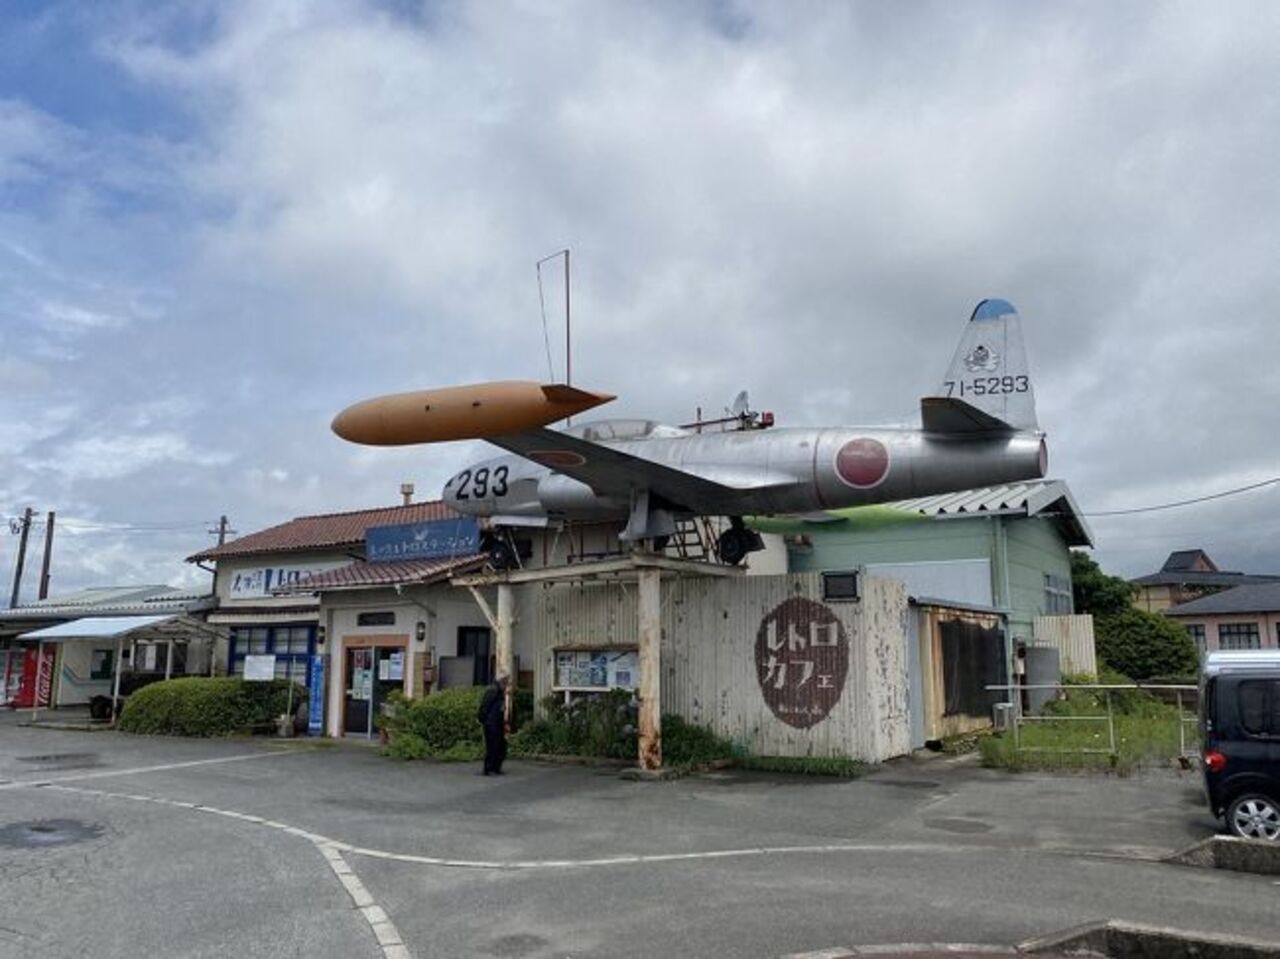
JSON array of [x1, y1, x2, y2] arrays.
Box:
[[12, 645, 55, 708]]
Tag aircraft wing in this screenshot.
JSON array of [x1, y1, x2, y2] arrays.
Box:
[[487, 429, 763, 514]]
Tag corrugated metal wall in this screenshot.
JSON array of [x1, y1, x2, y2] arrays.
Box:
[[530, 572, 911, 762], [1033, 614, 1097, 676]]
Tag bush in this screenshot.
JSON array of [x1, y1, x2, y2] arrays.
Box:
[[117, 677, 303, 737], [661, 715, 734, 766], [1093, 608, 1198, 680], [379, 685, 537, 762], [383, 731, 428, 761]]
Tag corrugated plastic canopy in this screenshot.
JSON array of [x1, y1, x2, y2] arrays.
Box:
[[19, 615, 176, 641]]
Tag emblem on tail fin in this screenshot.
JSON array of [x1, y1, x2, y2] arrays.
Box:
[[963, 344, 1001, 373]]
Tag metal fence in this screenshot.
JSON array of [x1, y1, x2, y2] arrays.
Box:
[[987, 683, 1200, 759]]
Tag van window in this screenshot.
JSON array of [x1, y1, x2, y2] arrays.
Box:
[[1239, 681, 1268, 735]]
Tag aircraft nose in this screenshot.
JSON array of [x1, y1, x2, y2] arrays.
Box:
[[331, 399, 387, 445]]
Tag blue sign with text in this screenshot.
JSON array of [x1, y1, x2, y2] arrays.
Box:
[[365, 517, 481, 563], [307, 655, 325, 736]]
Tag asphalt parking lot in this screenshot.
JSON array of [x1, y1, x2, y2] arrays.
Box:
[[1, 720, 1277, 959]]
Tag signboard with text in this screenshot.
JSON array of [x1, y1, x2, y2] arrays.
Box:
[[366, 518, 481, 563], [307, 655, 326, 735], [243, 654, 276, 682]]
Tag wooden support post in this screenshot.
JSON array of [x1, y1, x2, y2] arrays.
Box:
[[637, 567, 662, 770], [496, 584, 515, 722]]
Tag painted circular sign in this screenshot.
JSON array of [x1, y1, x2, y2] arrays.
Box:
[[754, 597, 849, 729], [834, 437, 890, 488], [528, 449, 587, 468]]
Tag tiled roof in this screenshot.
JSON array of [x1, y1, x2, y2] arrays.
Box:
[[1165, 582, 1280, 616], [187, 501, 459, 562], [1162, 549, 1218, 573], [1131, 570, 1280, 587], [276, 554, 488, 592]]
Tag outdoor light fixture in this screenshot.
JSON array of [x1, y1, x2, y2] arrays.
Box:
[[415, 621, 427, 644], [316, 625, 326, 647]]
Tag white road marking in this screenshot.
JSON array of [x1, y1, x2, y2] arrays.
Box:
[[27, 782, 411, 959], [0, 750, 287, 790]]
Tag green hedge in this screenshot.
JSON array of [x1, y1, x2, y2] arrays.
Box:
[[380, 687, 534, 761], [117, 677, 303, 737]]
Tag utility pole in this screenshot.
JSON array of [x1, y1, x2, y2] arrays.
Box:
[[210, 515, 235, 546], [9, 507, 33, 609], [38, 511, 55, 600]]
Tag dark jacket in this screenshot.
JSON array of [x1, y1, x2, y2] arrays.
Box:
[[478, 682, 505, 729]]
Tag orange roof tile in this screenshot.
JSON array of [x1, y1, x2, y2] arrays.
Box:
[[187, 501, 460, 562]]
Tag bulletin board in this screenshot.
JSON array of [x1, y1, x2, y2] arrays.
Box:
[[552, 648, 638, 692]]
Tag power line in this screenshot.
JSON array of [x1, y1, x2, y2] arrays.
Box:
[[1083, 476, 1280, 517]]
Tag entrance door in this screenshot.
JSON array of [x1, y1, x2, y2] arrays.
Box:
[[344, 646, 406, 737], [458, 627, 493, 685]]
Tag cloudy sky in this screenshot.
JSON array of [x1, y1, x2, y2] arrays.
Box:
[[2, 0, 1278, 601]]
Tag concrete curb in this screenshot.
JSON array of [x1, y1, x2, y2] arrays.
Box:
[[1019, 918, 1280, 957], [1163, 835, 1280, 876]]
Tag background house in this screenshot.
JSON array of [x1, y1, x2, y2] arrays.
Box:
[[1130, 549, 1280, 613], [1163, 582, 1280, 655]]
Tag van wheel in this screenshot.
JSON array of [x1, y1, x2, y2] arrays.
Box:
[[1227, 793, 1280, 841]]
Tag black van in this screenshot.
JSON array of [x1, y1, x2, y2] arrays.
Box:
[[1200, 650, 1280, 841]]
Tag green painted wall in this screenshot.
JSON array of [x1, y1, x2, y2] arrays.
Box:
[[788, 516, 994, 570], [786, 513, 1074, 647], [1004, 519, 1075, 642]]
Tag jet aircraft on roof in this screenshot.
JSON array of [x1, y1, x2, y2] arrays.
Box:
[[332, 299, 1047, 565]]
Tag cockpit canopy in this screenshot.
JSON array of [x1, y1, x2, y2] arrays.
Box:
[[560, 419, 688, 442]]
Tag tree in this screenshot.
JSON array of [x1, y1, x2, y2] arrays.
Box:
[[1069, 551, 1198, 679], [1093, 607, 1199, 680], [1070, 550, 1136, 616]]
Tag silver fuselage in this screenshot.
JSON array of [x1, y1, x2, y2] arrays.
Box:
[[444, 425, 1047, 522]]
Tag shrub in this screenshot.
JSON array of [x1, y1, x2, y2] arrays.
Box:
[[661, 715, 734, 766], [1093, 608, 1198, 680], [382, 686, 486, 754], [117, 677, 302, 737], [383, 731, 428, 761]]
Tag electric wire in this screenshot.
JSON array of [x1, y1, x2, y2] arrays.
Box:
[[1082, 476, 1280, 517]]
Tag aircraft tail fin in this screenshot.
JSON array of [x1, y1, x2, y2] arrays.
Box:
[[923, 298, 1038, 433]]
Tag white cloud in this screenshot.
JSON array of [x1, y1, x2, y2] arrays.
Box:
[[3, 1, 1280, 593]]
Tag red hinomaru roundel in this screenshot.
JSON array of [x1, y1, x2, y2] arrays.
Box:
[[834, 437, 890, 489]]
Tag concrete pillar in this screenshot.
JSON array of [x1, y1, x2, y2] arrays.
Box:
[[164, 639, 173, 680], [637, 567, 662, 770]]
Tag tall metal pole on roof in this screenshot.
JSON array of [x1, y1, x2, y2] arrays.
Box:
[[9, 507, 33, 609], [37, 511, 55, 600], [564, 248, 571, 389]]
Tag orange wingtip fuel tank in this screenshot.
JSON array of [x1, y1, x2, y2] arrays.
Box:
[[331, 381, 616, 445]]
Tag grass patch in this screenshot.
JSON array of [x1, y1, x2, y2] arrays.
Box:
[[735, 755, 864, 778], [979, 677, 1194, 774]]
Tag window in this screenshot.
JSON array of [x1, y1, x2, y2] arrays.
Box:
[[1218, 622, 1261, 651], [357, 611, 396, 627], [90, 649, 114, 680], [1185, 624, 1206, 658], [1237, 680, 1280, 736], [229, 625, 316, 682], [1043, 573, 1073, 614]]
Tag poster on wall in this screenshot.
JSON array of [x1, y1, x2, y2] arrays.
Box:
[[243, 654, 276, 681], [388, 651, 404, 681]]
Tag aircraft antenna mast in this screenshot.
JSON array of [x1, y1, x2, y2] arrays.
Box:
[[536, 248, 573, 421]]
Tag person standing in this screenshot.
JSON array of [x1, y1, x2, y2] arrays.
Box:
[[477, 673, 509, 775]]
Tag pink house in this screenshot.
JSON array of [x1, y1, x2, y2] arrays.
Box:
[[1164, 583, 1280, 655]]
